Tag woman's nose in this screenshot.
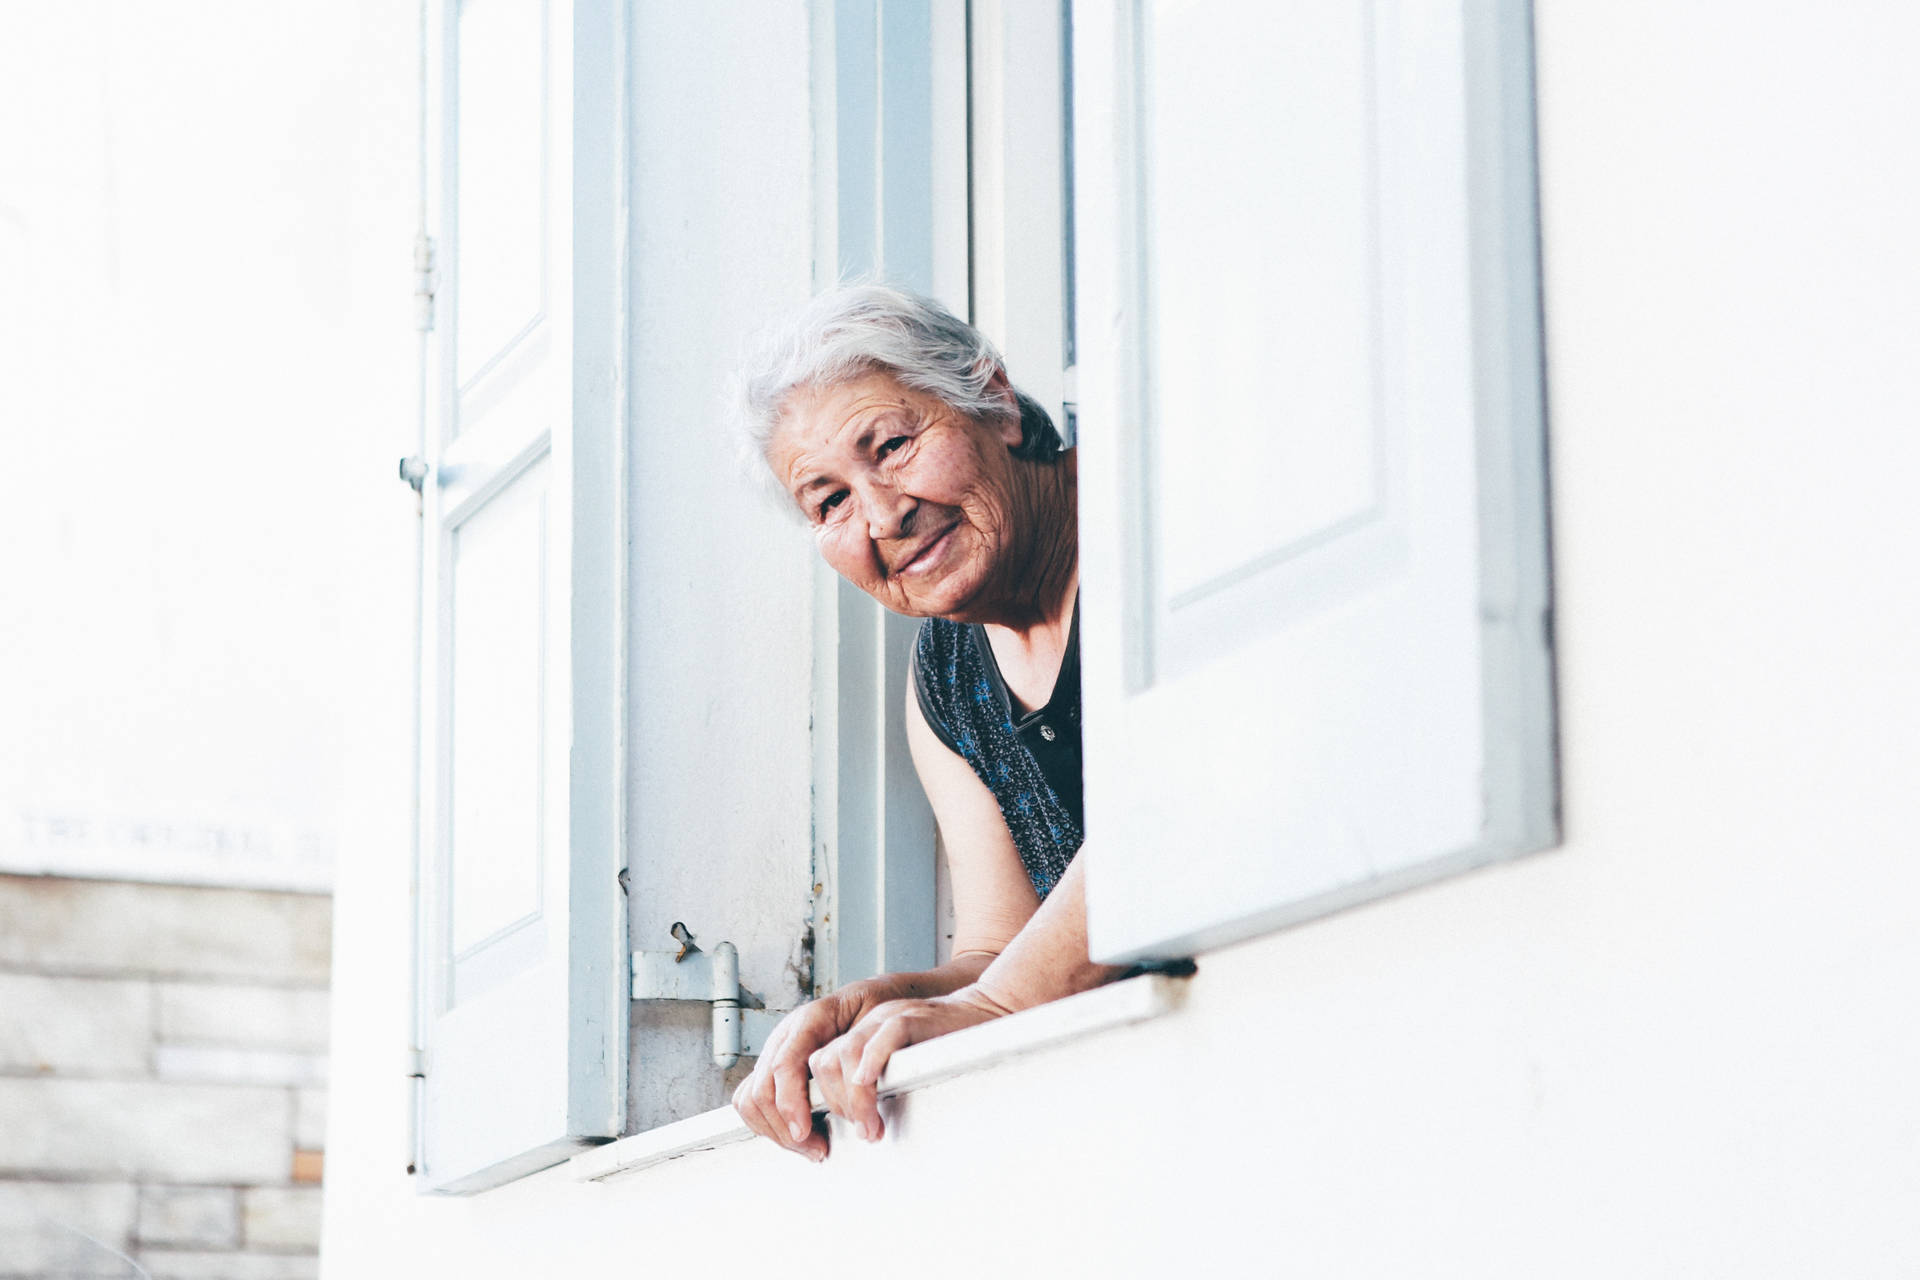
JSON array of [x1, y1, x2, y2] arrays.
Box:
[[864, 486, 917, 540]]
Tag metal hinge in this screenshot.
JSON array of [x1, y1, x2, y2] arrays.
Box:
[[413, 233, 437, 333], [405, 1046, 426, 1177], [631, 924, 786, 1069]]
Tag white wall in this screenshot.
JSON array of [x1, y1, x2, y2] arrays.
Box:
[[322, 2, 1920, 1274], [0, 0, 414, 1272], [0, 0, 412, 894]]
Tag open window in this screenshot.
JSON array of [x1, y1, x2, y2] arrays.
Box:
[[808, 0, 1082, 986], [406, 0, 1554, 1192]]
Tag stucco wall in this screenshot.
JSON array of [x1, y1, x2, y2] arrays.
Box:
[[321, 3, 1920, 1274]]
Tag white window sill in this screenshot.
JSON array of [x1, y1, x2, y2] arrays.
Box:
[[570, 971, 1188, 1184]]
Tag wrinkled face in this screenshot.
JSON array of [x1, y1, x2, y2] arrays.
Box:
[[766, 371, 1024, 619]]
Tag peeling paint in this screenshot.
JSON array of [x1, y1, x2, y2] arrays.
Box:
[[786, 921, 815, 997]]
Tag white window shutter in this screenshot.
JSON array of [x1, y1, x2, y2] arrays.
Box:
[[1073, 0, 1555, 963], [411, 0, 627, 1193]]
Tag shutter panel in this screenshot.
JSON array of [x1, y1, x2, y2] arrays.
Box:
[[413, 0, 627, 1192], [1073, 0, 1555, 963]]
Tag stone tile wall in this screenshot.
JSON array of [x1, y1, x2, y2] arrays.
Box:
[[0, 876, 331, 1279]]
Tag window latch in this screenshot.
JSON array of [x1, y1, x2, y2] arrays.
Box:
[[397, 455, 429, 496], [631, 923, 784, 1069]]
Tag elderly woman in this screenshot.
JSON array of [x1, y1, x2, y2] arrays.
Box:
[[731, 285, 1122, 1160]]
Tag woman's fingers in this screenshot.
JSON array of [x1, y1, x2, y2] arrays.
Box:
[[816, 1000, 924, 1143], [841, 1003, 934, 1141], [833, 994, 1005, 1142], [762, 1067, 826, 1163], [806, 1036, 851, 1129], [731, 1003, 847, 1161], [838, 1024, 903, 1141], [850, 1012, 916, 1092], [739, 988, 1006, 1156], [769, 1043, 818, 1150], [731, 1075, 784, 1149], [813, 1010, 887, 1137]]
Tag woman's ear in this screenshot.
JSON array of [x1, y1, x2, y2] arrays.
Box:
[[983, 368, 1022, 446]]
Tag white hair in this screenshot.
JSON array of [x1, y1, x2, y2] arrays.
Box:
[[732, 284, 1062, 511]]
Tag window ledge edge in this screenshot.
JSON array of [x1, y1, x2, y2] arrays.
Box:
[[570, 971, 1188, 1184]]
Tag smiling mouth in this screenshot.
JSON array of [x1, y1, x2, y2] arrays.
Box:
[[894, 524, 957, 576]]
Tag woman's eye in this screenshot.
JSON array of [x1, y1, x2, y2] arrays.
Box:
[[818, 490, 848, 519], [878, 436, 908, 457]]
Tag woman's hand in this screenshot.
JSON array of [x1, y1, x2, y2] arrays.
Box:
[[811, 857, 1124, 1146], [738, 856, 1120, 1158], [808, 985, 1011, 1144], [731, 956, 994, 1161], [731, 986, 875, 1162]]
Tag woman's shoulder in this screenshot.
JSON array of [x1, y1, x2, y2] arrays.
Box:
[[913, 614, 970, 664], [912, 616, 975, 697], [911, 617, 979, 754]]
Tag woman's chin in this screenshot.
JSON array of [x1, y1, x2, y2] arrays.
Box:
[[885, 577, 977, 622]]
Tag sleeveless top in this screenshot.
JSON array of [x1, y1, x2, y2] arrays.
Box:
[[911, 603, 1083, 899]]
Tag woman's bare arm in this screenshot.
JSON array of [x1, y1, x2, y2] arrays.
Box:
[[800, 686, 1126, 1146], [904, 680, 1042, 960], [901, 684, 1122, 1017], [731, 685, 1047, 1159]]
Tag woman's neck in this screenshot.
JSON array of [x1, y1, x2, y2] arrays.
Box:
[[978, 449, 1078, 647]]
